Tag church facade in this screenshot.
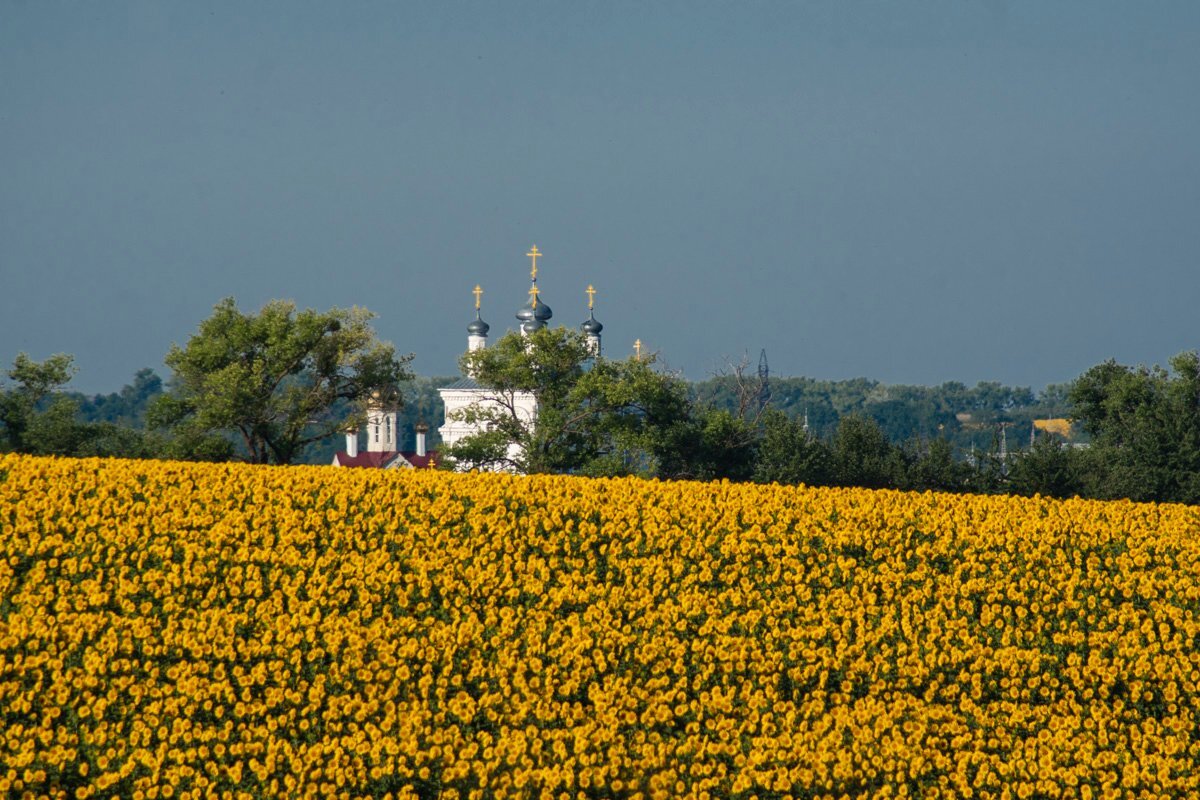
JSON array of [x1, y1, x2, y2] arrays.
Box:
[[437, 245, 603, 468], [334, 245, 604, 471]]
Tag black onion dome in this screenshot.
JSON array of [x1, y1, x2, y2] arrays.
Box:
[[517, 297, 553, 323], [581, 313, 603, 335], [467, 314, 490, 336]]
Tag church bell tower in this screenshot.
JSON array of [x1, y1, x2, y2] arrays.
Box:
[[366, 392, 397, 453], [467, 284, 490, 352], [581, 284, 603, 356]]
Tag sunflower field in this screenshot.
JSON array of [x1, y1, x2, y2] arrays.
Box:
[[2, 453, 1199, 799]]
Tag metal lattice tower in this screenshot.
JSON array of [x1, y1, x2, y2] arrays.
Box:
[[757, 349, 770, 412], [999, 422, 1012, 476]]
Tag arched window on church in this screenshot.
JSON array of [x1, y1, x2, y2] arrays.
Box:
[[374, 424, 379, 443], [385, 417, 391, 442]]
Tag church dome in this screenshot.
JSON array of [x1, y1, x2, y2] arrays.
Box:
[[517, 297, 552, 323], [581, 313, 603, 335], [467, 314, 489, 336], [521, 318, 546, 335]]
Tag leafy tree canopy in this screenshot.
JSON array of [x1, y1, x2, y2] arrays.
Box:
[[1, 353, 163, 459], [902, 436, 972, 493], [832, 414, 904, 490], [444, 328, 691, 476], [753, 408, 831, 487], [73, 368, 164, 426], [0, 352, 77, 452], [149, 298, 412, 464], [1007, 435, 1088, 500], [1068, 351, 1200, 503]]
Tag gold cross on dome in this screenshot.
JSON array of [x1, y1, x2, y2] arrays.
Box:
[[586, 284, 596, 310], [473, 284, 483, 310], [634, 339, 643, 360], [528, 284, 540, 304], [526, 245, 541, 280]]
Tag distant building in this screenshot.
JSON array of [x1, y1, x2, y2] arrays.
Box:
[[333, 245, 607, 471], [331, 410, 437, 469], [1032, 418, 1073, 438], [437, 245, 604, 470]]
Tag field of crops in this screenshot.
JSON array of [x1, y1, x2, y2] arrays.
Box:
[[2, 453, 1199, 799]]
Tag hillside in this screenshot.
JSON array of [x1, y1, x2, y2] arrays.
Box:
[[2, 455, 1198, 797]]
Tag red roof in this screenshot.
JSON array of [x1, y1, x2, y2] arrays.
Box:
[[402, 451, 438, 469], [332, 450, 438, 469]]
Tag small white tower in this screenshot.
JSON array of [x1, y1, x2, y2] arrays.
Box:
[[468, 284, 490, 352], [581, 284, 603, 356], [366, 393, 397, 453]]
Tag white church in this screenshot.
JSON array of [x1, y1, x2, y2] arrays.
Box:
[[333, 245, 605, 471]]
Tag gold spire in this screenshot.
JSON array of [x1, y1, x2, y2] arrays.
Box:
[[526, 245, 541, 281], [586, 284, 596, 311], [634, 339, 643, 360], [528, 284, 540, 304], [473, 284, 483, 310]]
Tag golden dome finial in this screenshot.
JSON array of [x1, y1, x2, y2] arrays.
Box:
[[526, 245, 541, 281]]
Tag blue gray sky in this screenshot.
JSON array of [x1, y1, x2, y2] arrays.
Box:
[[3, 2, 1199, 392]]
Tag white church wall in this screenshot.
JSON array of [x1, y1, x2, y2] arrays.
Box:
[[438, 387, 536, 470]]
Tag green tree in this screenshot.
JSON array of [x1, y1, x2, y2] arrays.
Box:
[[654, 408, 759, 482], [831, 414, 903, 489], [904, 437, 971, 493], [444, 328, 692, 475], [1007, 435, 1085, 499], [0, 352, 76, 452], [0, 354, 163, 458], [1068, 352, 1200, 503], [149, 298, 412, 464], [74, 368, 164, 426], [752, 408, 831, 486]]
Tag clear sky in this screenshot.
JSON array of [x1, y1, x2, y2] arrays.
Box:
[[3, 2, 1199, 392]]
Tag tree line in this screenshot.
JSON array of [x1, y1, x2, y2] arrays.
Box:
[[3, 297, 1199, 505], [694, 372, 1073, 455], [1, 299, 410, 464]]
